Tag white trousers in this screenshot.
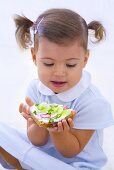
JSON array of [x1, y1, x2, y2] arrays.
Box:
[[0, 122, 76, 170]]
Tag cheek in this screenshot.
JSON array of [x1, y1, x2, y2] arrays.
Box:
[[38, 70, 49, 83], [67, 67, 82, 80], [37, 65, 51, 78]]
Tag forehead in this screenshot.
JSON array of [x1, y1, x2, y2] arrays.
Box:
[[37, 37, 85, 59]]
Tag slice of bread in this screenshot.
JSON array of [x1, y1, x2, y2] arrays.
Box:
[[30, 103, 76, 128], [31, 110, 76, 128]]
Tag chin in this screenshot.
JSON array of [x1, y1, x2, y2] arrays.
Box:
[[52, 87, 68, 94]]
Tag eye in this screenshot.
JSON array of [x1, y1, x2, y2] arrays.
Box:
[[43, 63, 54, 67], [66, 64, 77, 68]]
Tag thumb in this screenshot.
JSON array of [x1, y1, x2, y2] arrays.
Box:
[[28, 117, 35, 124], [25, 96, 34, 106]]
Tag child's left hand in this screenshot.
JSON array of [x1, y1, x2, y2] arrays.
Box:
[[47, 118, 74, 132]]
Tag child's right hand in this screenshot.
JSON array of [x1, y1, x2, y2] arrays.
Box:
[[19, 97, 34, 122]]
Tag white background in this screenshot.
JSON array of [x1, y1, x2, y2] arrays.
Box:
[[0, 0, 114, 169]]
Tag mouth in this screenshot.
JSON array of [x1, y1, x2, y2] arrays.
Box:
[[51, 81, 67, 87]]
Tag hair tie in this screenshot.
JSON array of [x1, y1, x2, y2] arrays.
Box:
[[33, 17, 44, 34], [30, 17, 44, 48]]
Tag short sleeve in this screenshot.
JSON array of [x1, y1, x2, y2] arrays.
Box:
[[74, 98, 114, 129], [26, 79, 40, 103]]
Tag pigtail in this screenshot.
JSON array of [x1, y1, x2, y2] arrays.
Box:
[[88, 21, 106, 43], [14, 15, 33, 49]]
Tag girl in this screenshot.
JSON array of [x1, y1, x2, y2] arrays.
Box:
[[0, 8, 114, 170]]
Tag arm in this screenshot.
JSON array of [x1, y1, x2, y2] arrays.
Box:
[[48, 118, 95, 157], [27, 119, 49, 146], [19, 97, 49, 146]]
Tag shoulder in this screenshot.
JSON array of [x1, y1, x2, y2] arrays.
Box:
[[27, 79, 39, 89], [73, 84, 114, 129], [26, 79, 40, 103], [77, 83, 110, 108]]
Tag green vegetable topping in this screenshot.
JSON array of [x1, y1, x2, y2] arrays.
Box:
[[31, 102, 72, 122], [49, 118, 54, 123]]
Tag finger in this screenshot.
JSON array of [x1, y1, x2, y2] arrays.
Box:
[[23, 104, 30, 115], [62, 119, 70, 131], [25, 97, 34, 107], [67, 118, 74, 128], [19, 103, 29, 115], [47, 127, 58, 132], [21, 112, 31, 120], [19, 103, 23, 113], [57, 122, 63, 132], [27, 118, 37, 127], [28, 117, 35, 124]]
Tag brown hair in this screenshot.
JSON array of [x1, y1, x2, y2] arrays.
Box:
[[14, 8, 105, 51]]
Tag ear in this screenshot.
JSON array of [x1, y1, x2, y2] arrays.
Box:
[[83, 50, 89, 67], [31, 48, 37, 65]]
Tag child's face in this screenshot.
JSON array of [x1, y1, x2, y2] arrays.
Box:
[[31, 38, 89, 93]]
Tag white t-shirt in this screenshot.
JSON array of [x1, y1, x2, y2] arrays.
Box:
[[26, 71, 114, 169]]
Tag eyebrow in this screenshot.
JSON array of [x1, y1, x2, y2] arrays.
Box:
[[66, 58, 80, 61], [41, 57, 80, 60]]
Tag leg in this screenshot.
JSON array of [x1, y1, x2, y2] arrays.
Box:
[[0, 147, 24, 170]]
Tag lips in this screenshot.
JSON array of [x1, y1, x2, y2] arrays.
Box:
[[51, 81, 67, 87]]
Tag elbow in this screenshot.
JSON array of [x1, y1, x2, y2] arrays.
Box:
[[58, 147, 81, 158], [27, 132, 48, 146], [60, 152, 76, 158], [30, 140, 47, 146], [59, 150, 78, 158]]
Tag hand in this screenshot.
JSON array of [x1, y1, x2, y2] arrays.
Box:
[[19, 97, 34, 123], [47, 118, 74, 132]]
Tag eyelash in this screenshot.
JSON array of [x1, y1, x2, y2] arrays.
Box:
[[66, 64, 77, 67], [43, 63, 77, 68], [43, 63, 54, 67]]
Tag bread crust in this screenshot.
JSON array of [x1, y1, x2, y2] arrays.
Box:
[[31, 110, 76, 128]]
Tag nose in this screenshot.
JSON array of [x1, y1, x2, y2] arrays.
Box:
[[53, 65, 66, 76]]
